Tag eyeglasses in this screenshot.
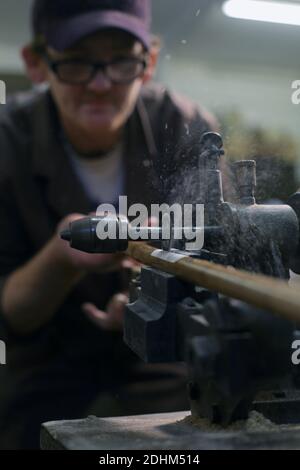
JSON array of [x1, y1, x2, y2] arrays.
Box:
[[44, 55, 148, 85]]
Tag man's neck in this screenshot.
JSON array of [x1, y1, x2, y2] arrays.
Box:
[[61, 117, 124, 157]]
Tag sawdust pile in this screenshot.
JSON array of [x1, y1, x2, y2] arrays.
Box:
[[181, 411, 279, 433]]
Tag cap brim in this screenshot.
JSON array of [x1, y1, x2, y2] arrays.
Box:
[[44, 10, 151, 51]]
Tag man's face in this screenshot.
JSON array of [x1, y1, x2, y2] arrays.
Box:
[[43, 30, 147, 136]]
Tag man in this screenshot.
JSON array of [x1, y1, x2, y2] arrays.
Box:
[[0, 0, 216, 448]]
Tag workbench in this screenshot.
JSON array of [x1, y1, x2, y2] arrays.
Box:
[[41, 410, 300, 450]]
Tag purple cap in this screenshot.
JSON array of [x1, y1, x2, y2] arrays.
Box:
[[32, 0, 152, 51]]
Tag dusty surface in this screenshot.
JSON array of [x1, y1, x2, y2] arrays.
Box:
[[41, 410, 300, 450], [181, 411, 279, 433]]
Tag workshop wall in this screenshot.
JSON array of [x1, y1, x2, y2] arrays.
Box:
[[0, 0, 299, 185]]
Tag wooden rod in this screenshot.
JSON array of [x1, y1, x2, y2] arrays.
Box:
[[126, 242, 300, 325]]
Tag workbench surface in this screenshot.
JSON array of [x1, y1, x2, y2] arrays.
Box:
[[41, 410, 300, 450]]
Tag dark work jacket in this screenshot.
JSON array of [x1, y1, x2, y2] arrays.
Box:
[[0, 83, 215, 418]]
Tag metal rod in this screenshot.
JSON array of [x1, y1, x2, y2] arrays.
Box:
[[126, 226, 221, 240], [126, 242, 300, 325]]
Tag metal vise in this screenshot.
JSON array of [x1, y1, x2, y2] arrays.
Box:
[[124, 132, 300, 425]]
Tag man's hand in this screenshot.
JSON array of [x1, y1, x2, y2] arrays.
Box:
[[82, 293, 128, 332], [55, 213, 134, 274], [56, 214, 158, 333]]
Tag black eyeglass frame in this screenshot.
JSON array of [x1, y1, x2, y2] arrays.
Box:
[[43, 54, 149, 85]]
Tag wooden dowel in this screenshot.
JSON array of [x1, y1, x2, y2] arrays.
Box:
[[126, 242, 300, 325]]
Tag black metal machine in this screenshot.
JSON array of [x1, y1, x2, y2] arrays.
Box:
[[61, 132, 300, 427]]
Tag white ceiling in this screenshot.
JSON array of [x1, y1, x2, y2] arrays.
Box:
[[0, 0, 300, 73], [0, 0, 299, 141]]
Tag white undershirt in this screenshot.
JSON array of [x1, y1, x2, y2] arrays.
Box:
[[64, 138, 124, 207]]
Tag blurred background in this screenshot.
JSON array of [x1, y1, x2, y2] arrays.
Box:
[[0, 0, 299, 201]]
